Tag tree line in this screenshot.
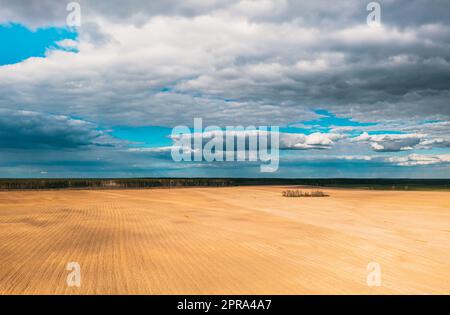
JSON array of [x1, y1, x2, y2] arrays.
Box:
[[0, 178, 449, 190]]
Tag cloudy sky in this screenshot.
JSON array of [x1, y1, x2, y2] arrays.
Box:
[[0, 0, 449, 178]]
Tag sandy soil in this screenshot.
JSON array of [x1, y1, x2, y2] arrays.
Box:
[[0, 186, 449, 294]]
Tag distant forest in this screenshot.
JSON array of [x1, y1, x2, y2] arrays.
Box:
[[0, 178, 449, 191]]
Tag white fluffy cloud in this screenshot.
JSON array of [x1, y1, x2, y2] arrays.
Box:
[[279, 132, 344, 150], [169, 129, 344, 150], [387, 154, 450, 166], [420, 138, 450, 148], [353, 132, 426, 152]]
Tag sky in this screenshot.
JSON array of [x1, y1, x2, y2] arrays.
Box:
[[0, 0, 449, 178]]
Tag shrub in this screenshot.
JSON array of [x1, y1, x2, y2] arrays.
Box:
[[282, 189, 329, 197]]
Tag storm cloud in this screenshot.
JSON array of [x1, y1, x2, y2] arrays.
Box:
[[1, 0, 449, 126], [0, 109, 117, 149]]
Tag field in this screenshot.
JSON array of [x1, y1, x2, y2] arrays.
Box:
[[0, 186, 449, 294]]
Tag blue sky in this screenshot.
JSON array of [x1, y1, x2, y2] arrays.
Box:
[[0, 23, 77, 65], [0, 1, 449, 178]]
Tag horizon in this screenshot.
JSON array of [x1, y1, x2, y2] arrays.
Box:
[[2, 177, 450, 180]]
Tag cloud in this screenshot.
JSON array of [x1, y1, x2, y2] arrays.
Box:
[[0, 108, 118, 149], [421, 138, 450, 148], [353, 132, 425, 152], [387, 154, 450, 166], [169, 129, 344, 150], [0, 1, 450, 128], [338, 155, 373, 161], [280, 132, 345, 150]]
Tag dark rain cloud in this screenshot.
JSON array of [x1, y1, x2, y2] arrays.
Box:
[[0, 109, 117, 149]]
